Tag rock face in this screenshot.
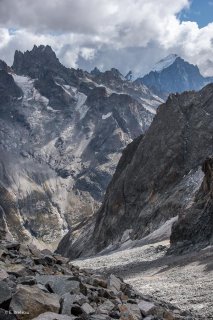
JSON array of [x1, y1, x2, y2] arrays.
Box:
[[0, 239, 192, 320], [136, 55, 212, 99], [170, 157, 213, 252], [0, 70, 22, 105], [0, 45, 163, 247], [0, 60, 10, 72], [59, 83, 213, 258]]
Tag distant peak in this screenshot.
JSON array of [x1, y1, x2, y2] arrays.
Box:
[[125, 70, 133, 81], [108, 68, 124, 80], [110, 67, 122, 75], [151, 54, 179, 73], [12, 44, 60, 77], [31, 44, 56, 55], [91, 67, 101, 76]]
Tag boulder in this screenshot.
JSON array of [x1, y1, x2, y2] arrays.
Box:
[[118, 304, 135, 320], [126, 303, 142, 320], [97, 300, 115, 314], [32, 312, 76, 320], [81, 302, 95, 315], [60, 293, 88, 315], [107, 275, 121, 293], [0, 269, 9, 280], [36, 275, 86, 296], [7, 264, 27, 277], [47, 278, 86, 296], [0, 281, 12, 307], [10, 285, 60, 320], [138, 300, 156, 316]]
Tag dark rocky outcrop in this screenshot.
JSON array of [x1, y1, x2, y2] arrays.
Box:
[[0, 60, 9, 72], [136, 56, 212, 99], [170, 157, 213, 253], [0, 71, 22, 105], [13, 45, 64, 78], [34, 71, 76, 109], [59, 84, 213, 258], [12, 45, 83, 88]]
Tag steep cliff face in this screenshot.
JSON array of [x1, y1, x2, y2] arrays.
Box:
[[0, 70, 22, 105], [136, 56, 212, 99], [58, 84, 213, 258], [0, 45, 162, 247], [170, 157, 213, 252]]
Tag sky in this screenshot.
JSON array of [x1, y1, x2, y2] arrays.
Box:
[[0, 0, 212, 77]]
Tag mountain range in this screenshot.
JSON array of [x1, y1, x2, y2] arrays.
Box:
[[0, 45, 162, 248], [0, 45, 212, 256], [0, 44, 213, 319]]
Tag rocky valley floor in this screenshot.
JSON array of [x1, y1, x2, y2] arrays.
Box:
[[74, 241, 213, 319], [0, 239, 194, 320]]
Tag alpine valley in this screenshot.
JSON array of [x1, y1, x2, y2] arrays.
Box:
[[0, 45, 213, 320], [0, 45, 163, 247]]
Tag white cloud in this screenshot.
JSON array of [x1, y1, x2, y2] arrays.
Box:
[[0, 0, 212, 77]]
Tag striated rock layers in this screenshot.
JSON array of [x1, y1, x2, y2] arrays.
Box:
[[58, 84, 213, 258], [170, 157, 213, 253], [0, 45, 162, 247]]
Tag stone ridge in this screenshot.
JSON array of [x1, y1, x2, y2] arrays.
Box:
[[0, 240, 192, 320], [169, 157, 213, 253]]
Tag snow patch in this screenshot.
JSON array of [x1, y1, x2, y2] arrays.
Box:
[[102, 112, 112, 120], [55, 81, 73, 97], [151, 54, 178, 73], [140, 99, 157, 114], [75, 92, 87, 111]]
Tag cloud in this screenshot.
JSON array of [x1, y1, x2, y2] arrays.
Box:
[[0, 0, 212, 77]]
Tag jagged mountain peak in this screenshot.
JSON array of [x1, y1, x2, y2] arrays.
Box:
[[12, 44, 61, 78], [151, 54, 179, 73], [13, 44, 58, 63], [90, 66, 101, 76], [32, 44, 54, 53], [90, 67, 125, 82], [125, 70, 133, 81], [135, 54, 211, 99]]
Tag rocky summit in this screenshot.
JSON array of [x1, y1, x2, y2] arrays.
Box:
[[0, 239, 193, 320], [58, 83, 213, 258], [0, 45, 163, 247], [135, 55, 213, 99]]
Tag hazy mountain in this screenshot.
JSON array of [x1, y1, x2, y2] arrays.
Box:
[[135, 55, 213, 98]]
